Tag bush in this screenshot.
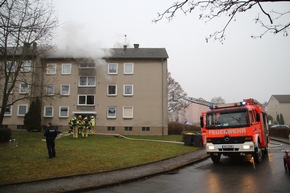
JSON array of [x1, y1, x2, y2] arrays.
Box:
[[0, 128, 12, 143]]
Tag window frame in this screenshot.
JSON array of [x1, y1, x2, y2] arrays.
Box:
[[46, 63, 56, 75], [60, 84, 70, 96], [44, 106, 54, 117], [59, 106, 69, 118], [6, 61, 16, 72], [79, 76, 96, 87], [123, 106, 133, 119], [46, 84, 55, 95], [107, 106, 117, 118], [107, 84, 117, 96], [17, 104, 28, 116], [4, 105, 12, 116], [123, 84, 133, 96], [108, 63, 118, 74], [78, 94, 95, 106], [19, 82, 29, 94], [124, 63, 134, 74], [61, 63, 72, 75], [21, 60, 32, 72]]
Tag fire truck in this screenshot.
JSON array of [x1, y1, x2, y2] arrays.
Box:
[[200, 98, 269, 163]]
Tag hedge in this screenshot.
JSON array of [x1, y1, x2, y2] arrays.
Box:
[[0, 128, 12, 143]]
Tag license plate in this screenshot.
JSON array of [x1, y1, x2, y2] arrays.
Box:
[[222, 145, 234, 149]]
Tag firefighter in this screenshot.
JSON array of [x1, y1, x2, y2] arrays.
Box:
[[44, 122, 57, 158], [68, 116, 74, 133], [90, 116, 95, 135], [82, 117, 89, 138], [77, 115, 83, 136], [71, 116, 78, 139]]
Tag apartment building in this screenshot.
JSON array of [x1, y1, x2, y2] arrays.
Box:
[[267, 95, 290, 126], [1, 44, 169, 135]]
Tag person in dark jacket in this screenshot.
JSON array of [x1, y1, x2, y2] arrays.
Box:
[[44, 122, 57, 158]]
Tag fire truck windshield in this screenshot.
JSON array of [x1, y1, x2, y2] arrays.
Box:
[[206, 110, 249, 129]]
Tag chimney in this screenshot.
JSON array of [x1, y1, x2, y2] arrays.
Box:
[[133, 44, 139, 48], [123, 45, 127, 51]]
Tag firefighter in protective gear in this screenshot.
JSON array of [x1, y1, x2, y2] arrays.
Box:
[[82, 117, 89, 138], [70, 116, 78, 138], [77, 115, 83, 136], [89, 116, 95, 134]]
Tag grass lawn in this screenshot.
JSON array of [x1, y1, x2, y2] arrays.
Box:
[[0, 131, 197, 185]]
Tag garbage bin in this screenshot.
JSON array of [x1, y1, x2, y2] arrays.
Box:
[[193, 133, 203, 147], [184, 133, 194, 146]]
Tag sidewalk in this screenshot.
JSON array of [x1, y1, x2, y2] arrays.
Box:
[[0, 148, 209, 193]]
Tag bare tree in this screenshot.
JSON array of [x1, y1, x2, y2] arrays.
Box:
[[168, 72, 189, 113], [153, 0, 290, 42], [211, 96, 226, 104], [0, 0, 58, 127]]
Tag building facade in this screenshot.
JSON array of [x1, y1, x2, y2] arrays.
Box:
[[1, 44, 169, 135], [267, 95, 290, 126]]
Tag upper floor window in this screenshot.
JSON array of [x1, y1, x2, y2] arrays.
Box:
[[80, 62, 95, 68], [124, 63, 134, 74], [47, 63, 56, 75], [18, 104, 28, 116], [44, 106, 53, 117], [108, 63, 118, 74], [19, 82, 29, 94], [46, 85, 55, 95], [61, 84, 70, 96], [59, 106, 69, 118], [123, 84, 133, 96], [78, 95, 95, 106], [6, 61, 16, 72], [21, 60, 31, 72], [62, 63, 72, 74], [107, 106, 116, 118], [123, 106, 133, 118], [79, 76, 96, 87], [107, 84, 117, 96], [4, 105, 12, 116]]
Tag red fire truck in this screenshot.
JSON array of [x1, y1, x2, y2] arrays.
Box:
[[200, 98, 269, 163]]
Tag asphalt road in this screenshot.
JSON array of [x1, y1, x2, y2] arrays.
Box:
[[89, 141, 290, 193]]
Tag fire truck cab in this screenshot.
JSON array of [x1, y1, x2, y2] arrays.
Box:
[[200, 98, 269, 163]]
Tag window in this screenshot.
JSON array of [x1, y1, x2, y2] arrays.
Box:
[[46, 85, 55, 95], [124, 126, 132, 131], [80, 62, 95, 68], [107, 106, 116, 118], [59, 106, 69, 118], [21, 60, 31, 72], [124, 63, 134, 74], [123, 106, 133, 118], [107, 85, 117, 96], [123, 84, 133, 96], [6, 83, 13, 94], [47, 63, 56, 74], [107, 126, 115, 131], [44, 106, 53, 117], [18, 104, 28, 116], [61, 84, 70, 95], [6, 61, 16, 72], [4, 105, 12, 116], [78, 95, 95, 105], [108, 63, 118, 74], [79, 77, 96, 87], [61, 63, 71, 74], [142, 127, 150, 131], [19, 83, 29, 94]]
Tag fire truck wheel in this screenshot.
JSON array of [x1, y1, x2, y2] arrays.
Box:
[[254, 145, 263, 164], [210, 153, 221, 163]]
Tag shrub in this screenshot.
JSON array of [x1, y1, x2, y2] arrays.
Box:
[[168, 122, 201, 135], [0, 128, 12, 143]]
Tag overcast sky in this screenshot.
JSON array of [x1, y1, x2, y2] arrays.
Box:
[[52, 0, 290, 103]]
